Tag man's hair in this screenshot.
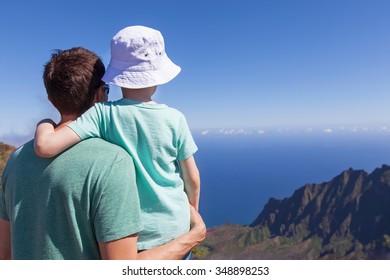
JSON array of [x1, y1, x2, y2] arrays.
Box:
[[43, 47, 105, 115]]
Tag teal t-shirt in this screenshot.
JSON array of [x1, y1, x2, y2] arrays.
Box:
[[68, 98, 198, 250], [0, 139, 143, 260]]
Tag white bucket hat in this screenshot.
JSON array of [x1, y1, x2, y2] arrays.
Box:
[[102, 25, 181, 89]]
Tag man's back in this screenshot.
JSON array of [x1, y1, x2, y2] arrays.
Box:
[[0, 138, 142, 259]]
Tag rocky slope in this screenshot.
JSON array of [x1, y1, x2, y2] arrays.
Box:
[[194, 165, 390, 259]]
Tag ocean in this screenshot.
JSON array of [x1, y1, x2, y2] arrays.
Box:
[[193, 130, 390, 228]]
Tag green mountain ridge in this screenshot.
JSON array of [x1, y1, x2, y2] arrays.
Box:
[[193, 165, 390, 260]]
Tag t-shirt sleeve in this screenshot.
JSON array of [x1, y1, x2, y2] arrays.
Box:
[[177, 114, 198, 160], [0, 192, 8, 221], [0, 171, 9, 221], [67, 103, 104, 140], [92, 152, 143, 242]]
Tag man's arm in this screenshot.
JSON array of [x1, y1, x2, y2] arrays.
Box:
[[98, 234, 139, 260], [0, 219, 11, 260], [98, 206, 206, 260], [179, 156, 201, 210], [34, 119, 81, 158]]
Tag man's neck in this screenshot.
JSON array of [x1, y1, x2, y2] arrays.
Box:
[[56, 114, 79, 130]]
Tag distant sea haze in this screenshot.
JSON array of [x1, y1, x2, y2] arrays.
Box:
[[194, 131, 390, 228]]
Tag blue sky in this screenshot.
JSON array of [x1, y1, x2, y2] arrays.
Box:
[[1, 0, 390, 146]]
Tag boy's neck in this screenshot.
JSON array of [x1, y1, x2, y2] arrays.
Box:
[[121, 86, 157, 102]]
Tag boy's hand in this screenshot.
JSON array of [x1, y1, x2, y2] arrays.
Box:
[[34, 119, 81, 158], [34, 119, 57, 157], [36, 118, 57, 128]]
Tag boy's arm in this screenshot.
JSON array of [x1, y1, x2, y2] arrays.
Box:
[[34, 119, 81, 158], [179, 156, 201, 211], [0, 219, 11, 260], [98, 206, 206, 260]]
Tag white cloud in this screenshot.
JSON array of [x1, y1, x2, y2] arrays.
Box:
[[323, 128, 333, 133], [258, 129, 265, 134], [217, 128, 257, 135]]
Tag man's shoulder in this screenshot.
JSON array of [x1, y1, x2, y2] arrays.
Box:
[[70, 139, 132, 165], [5, 139, 34, 162], [73, 138, 128, 154], [54, 139, 134, 178], [1, 140, 35, 186]]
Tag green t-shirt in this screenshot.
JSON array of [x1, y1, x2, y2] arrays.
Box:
[[68, 98, 198, 250], [0, 139, 142, 260]]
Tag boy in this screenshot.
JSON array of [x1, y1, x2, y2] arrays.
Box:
[[34, 26, 200, 252]]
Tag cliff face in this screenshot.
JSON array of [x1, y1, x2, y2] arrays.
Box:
[[251, 165, 390, 245], [194, 165, 390, 260]]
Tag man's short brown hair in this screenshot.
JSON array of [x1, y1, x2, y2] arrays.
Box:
[[43, 47, 105, 115]]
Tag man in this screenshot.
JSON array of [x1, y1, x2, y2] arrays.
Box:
[[0, 47, 205, 260]]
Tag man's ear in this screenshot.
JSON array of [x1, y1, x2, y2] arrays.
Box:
[[94, 87, 106, 103]]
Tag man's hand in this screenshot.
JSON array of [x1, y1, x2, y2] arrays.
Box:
[[189, 205, 206, 244], [137, 206, 206, 260]]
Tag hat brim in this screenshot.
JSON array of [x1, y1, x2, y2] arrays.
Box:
[[102, 55, 181, 89]]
